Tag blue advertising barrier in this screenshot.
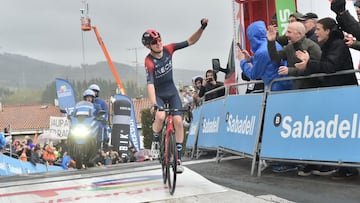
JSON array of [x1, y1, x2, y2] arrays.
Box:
[[0, 154, 64, 176], [260, 86, 360, 165], [185, 106, 202, 158], [218, 94, 263, 156], [0, 154, 7, 175], [197, 99, 226, 149]]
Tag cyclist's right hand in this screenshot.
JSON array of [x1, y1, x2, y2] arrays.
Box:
[[150, 104, 157, 114]]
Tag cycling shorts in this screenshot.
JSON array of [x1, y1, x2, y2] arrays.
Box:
[[156, 93, 183, 116]]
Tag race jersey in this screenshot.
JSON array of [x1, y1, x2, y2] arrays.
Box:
[[145, 41, 189, 98]]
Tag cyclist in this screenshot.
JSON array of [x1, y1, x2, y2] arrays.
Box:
[[142, 18, 208, 173], [89, 84, 110, 146]]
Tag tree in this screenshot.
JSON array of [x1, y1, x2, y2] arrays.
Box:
[[141, 108, 153, 149]]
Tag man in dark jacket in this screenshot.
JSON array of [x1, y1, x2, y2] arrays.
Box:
[[331, 0, 360, 39], [294, 17, 357, 87], [198, 70, 225, 101], [302, 12, 319, 44]]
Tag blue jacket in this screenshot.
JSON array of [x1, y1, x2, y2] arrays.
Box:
[[94, 98, 109, 120], [240, 21, 293, 91]]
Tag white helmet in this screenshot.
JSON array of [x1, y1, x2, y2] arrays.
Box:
[[83, 89, 95, 98], [89, 84, 100, 92]]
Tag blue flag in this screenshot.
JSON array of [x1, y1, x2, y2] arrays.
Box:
[[55, 78, 76, 111]]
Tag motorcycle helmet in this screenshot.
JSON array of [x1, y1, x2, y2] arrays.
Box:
[[89, 84, 100, 97], [141, 29, 161, 46], [89, 84, 100, 92], [83, 89, 95, 101]]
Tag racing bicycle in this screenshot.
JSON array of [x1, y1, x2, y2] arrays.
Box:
[[153, 102, 192, 195]]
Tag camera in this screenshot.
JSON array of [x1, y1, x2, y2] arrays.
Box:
[[206, 78, 213, 83]]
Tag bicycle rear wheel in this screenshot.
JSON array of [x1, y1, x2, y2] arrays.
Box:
[[167, 131, 177, 195]]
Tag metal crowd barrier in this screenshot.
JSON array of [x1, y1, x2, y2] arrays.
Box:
[[186, 69, 360, 177]]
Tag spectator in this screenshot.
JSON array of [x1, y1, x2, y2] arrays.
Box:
[[302, 12, 319, 44], [181, 89, 194, 108], [110, 148, 122, 164], [30, 144, 44, 166], [61, 152, 76, 169], [24, 135, 33, 146], [342, 2, 360, 51], [331, 0, 360, 39], [289, 12, 305, 23], [199, 69, 225, 101], [238, 21, 293, 91], [193, 76, 203, 92], [267, 22, 322, 89], [277, 12, 305, 46], [295, 17, 357, 87], [96, 149, 107, 166], [19, 147, 28, 162], [42, 144, 57, 165], [192, 76, 204, 106]]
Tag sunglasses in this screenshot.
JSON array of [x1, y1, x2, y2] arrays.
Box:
[[150, 38, 162, 45]]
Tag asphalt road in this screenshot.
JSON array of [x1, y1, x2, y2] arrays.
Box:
[[1, 155, 360, 203], [186, 155, 360, 203]]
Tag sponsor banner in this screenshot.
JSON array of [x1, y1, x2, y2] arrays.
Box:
[[112, 99, 131, 157], [197, 99, 226, 148], [275, 0, 296, 35], [218, 94, 263, 155], [113, 94, 141, 152], [0, 154, 64, 176], [261, 86, 360, 162], [186, 106, 202, 148], [55, 78, 76, 111], [4, 154, 24, 175]]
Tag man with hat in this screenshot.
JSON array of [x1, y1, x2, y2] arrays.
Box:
[[288, 12, 305, 23], [302, 12, 319, 43]]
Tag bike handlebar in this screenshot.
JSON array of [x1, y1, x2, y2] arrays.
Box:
[[151, 105, 193, 123]]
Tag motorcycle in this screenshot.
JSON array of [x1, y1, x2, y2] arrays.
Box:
[[66, 101, 106, 169]]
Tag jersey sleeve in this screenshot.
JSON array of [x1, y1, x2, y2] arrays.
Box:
[[145, 56, 155, 84], [164, 41, 189, 55]]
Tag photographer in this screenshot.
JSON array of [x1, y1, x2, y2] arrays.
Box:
[[199, 69, 225, 101]]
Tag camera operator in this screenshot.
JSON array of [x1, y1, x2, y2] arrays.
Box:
[[199, 69, 225, 101]]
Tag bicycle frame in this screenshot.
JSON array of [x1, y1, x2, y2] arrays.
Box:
[[163, 112, 177, 165]]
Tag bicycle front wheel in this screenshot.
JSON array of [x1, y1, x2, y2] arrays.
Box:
[[167, 131, 177, 195], [161, 128, 167, 184]]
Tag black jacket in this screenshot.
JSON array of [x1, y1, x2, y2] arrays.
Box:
[[305, 28, 357, 87], [199, 81, 225, 101], [336, 10, 360, 40]]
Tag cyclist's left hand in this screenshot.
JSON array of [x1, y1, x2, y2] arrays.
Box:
[[200, 18, 208, 30]]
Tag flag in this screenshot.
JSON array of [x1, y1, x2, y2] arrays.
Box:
[[55, 78, 76, 112]]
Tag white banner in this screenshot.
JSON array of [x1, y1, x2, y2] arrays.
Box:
[[48, 116, 70, 138]]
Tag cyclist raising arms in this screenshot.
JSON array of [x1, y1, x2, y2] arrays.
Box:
[[142, 18, 208, 173]]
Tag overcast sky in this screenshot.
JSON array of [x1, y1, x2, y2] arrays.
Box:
[[0, 0, 233, 72]]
